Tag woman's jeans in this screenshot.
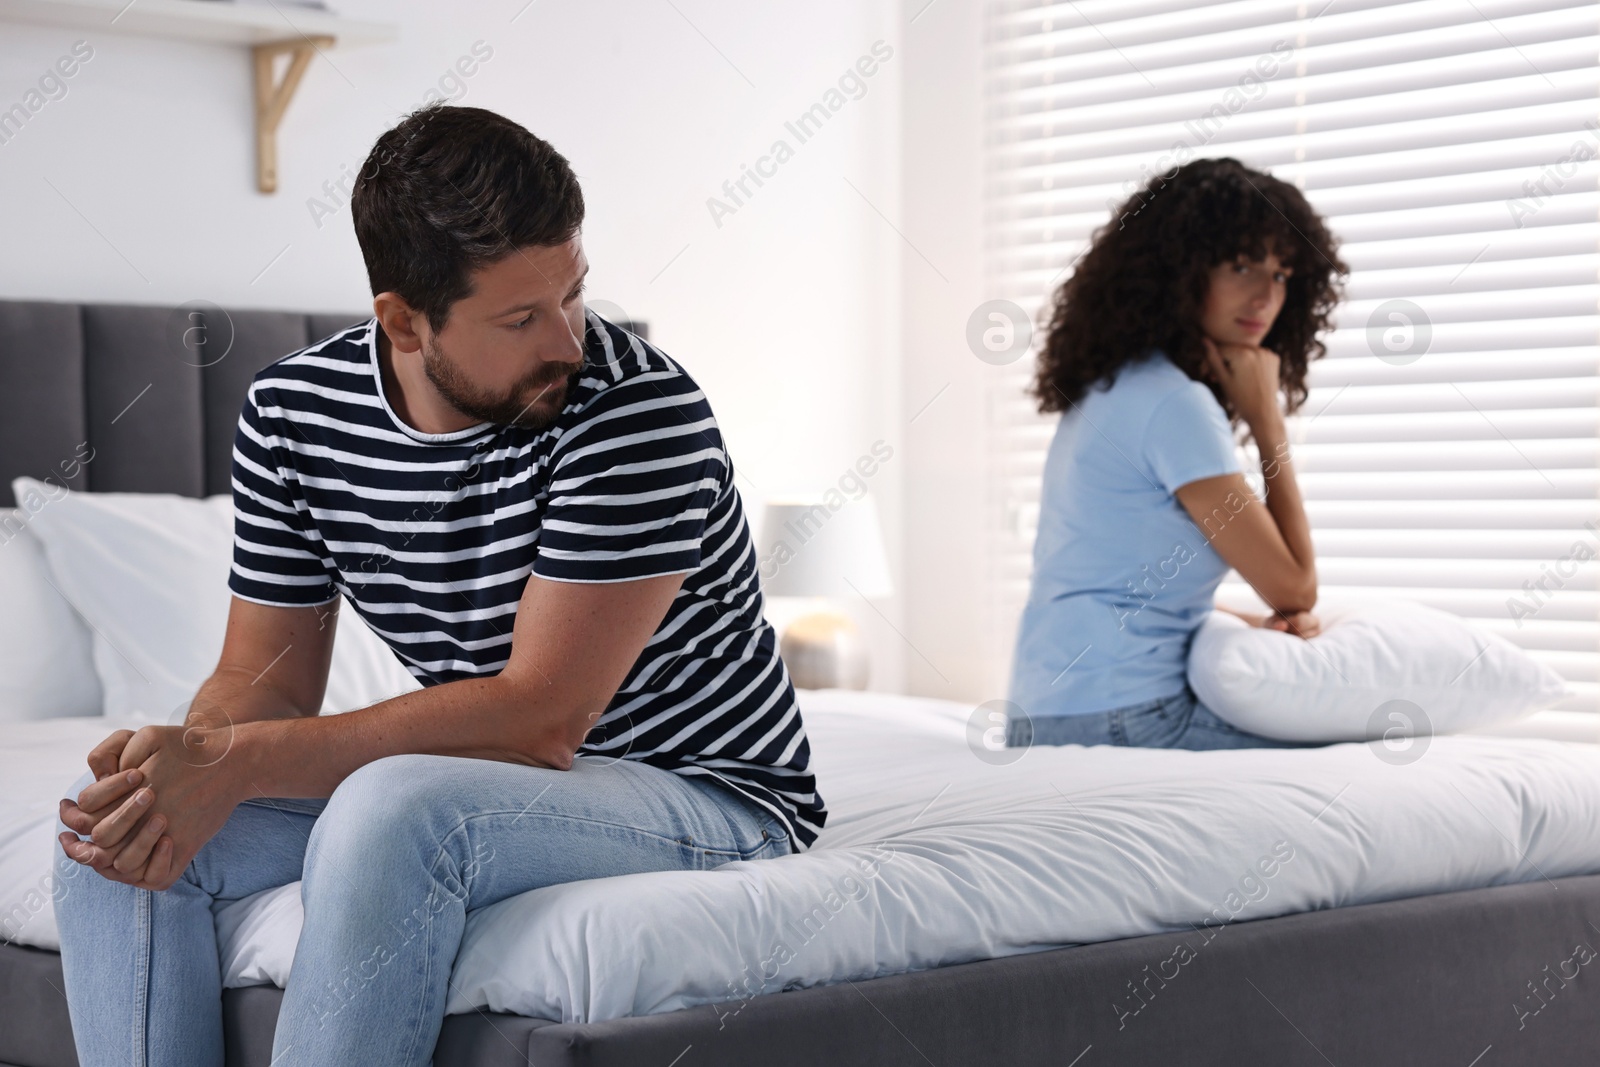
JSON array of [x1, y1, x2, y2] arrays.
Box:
[[53, 752, 793, 1066], [1006, 687, 1315, 750]]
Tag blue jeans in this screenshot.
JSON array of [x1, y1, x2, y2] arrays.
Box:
[[1005, 687, 1315, 750], [53, 752, 792, 1066]]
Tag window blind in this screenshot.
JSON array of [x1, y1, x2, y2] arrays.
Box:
[[983, 0, 1600, 711]]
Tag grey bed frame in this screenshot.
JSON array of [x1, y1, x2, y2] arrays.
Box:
[[2, 298, 1597, 1066]]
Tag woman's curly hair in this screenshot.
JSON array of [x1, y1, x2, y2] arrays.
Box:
[[1029, 157, 1346, 421]]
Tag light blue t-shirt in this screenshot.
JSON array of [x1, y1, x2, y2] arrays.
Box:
[[1007, 351, 1242, 718]]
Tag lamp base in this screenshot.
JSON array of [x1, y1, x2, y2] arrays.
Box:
[[779, 609, 869, 690]]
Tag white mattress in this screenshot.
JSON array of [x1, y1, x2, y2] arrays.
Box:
[[6, 690, 1600, 1024]]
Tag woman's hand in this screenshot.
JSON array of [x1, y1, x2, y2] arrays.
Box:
[[1202, 336, 1282, 429], [1215, 605, 1320, 638], [1264, 610, 1321, 639]]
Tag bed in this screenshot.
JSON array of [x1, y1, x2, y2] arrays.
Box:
[[3, 299, 1600, 1066]]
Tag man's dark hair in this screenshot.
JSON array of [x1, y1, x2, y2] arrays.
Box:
[[351, 104, 586, 332]]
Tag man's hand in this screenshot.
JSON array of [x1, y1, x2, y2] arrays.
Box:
[[58, 723, 243, 891], [85, 728, 139, 782], [57, 727, 154, 873], [61, 724, 143, 811]]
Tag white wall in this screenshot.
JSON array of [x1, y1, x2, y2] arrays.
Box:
[[898, 0, 995, 706], [0, 0, 915, 694]]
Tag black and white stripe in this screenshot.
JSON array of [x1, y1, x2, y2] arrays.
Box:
[[229, 309, 825, 847]]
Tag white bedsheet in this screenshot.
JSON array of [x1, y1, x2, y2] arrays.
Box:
[[6, 691, 1600, 1024]]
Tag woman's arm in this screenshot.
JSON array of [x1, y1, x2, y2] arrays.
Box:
[[1214, 604, 1267, 627], [1213, 601, 1322, 638], [1175, 338, 1317, 617]]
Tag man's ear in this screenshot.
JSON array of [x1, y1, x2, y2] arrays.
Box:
[[373, 292, 424, 355]]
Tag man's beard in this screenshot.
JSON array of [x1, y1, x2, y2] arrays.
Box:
[[420, 334, 581, 430]]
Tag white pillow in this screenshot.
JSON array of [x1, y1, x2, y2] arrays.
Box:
[[1187, 601, 1568, 743], [12, 477, 421, 723], [0, 510, 103, 721]]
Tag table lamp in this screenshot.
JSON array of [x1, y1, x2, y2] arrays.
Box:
[[756, 494, 892, 690]]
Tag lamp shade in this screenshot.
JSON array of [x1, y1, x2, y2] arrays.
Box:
[[756, 495, 893, 600]]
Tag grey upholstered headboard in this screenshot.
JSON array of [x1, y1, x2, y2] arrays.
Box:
[[0, 300, 366, 508]]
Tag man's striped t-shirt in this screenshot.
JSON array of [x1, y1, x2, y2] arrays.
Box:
[[228, 309, 826, 848]]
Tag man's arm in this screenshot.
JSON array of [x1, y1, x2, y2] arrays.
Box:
[[185, 596, 342, 729], [230, 568, 685, 798], [58, 595, 338, 847], [63, 568, 685, 890]]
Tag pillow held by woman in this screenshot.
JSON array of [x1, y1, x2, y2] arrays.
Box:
[[1187, 601, 1568, 743]]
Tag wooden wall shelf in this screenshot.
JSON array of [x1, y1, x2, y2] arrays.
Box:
[[0, 0, 399, 193]]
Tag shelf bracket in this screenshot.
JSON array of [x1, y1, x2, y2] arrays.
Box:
[[252, 36, 332, 194]]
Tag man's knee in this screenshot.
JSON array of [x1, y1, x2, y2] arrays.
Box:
[[329, 754, 441, 810], [309, 755, 444, 852]]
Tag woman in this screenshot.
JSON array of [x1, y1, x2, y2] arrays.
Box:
[[1006, 157, 1347, 751]]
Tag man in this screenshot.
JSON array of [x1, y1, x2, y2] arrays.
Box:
[[53, 103, 825, 1066]]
